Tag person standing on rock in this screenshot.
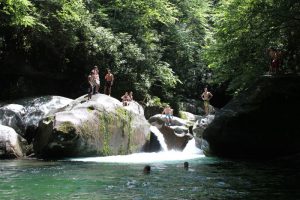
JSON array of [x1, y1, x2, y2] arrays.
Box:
[[91, 66, 100, 94], [201, 87, 213, 115], [104, 68, 114, 96], [87, 72, 94, 100], [162, 105, 173, 126]]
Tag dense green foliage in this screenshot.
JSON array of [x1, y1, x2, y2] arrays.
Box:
[[204, 0, 300, 93], [0, 0, 299, 104]]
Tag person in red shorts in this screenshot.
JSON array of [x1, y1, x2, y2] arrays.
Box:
[[104, 69, 114, 96]]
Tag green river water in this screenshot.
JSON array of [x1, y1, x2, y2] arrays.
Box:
[[0, 152, 299, 200]]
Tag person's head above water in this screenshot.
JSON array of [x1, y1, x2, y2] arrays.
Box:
[[184, 162, 189, 170], [143, 165, 151, 174]]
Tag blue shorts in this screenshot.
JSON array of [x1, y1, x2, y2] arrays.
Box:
[[165, 114, 171, 119]]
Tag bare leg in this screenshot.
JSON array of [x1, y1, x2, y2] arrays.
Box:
[[95, 85, 99, 93], [108, 87, 111, 96]]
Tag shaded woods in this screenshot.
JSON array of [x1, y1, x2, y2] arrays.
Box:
[[0, 0, 299, 106]]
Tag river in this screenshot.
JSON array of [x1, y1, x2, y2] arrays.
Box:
[[1, 151, 300, 200]]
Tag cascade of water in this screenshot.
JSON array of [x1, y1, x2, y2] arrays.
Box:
[[149, 126, 168, 151], [69, 126, 204, 163], [183, 138, 203, 154]]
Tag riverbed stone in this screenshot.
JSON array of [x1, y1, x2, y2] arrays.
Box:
[[0, 125, 28, 158], [0, 96, 73, 143], [148, 114, 192, 151], [203, 75, 300, 158], [192, 115, 215, 138], [33, 94, 150, 158]]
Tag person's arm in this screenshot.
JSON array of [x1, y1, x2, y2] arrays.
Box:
[[209, 92, 213, 99], [111, 74, 114, 85]]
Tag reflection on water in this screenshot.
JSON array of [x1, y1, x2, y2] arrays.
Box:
[[1, 154, 300, 200]]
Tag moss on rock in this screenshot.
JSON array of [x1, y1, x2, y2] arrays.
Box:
[[57, 121, 76, 134]]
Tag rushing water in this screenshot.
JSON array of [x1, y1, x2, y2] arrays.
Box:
[[1, 152, 300, 200]]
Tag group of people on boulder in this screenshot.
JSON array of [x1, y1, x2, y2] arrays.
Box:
[[121, 91, 133, 106], [87, 66, 214, 123], [87, 66, 135, 107], [161, 87, 213, 126], [87, 66, 114, 100]]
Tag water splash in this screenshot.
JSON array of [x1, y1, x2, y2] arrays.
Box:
[[183, 138, 202, 154]]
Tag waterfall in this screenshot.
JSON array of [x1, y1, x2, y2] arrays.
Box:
[[183, 138, 203, 154], [149, 126, 168, 151], [68, 126, 204, 163]]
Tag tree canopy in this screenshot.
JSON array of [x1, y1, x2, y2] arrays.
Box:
[[0, 0, 299, 104]]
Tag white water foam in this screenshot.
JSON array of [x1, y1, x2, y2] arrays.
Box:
[[68, 125, 204, 164], [69, 138, 204, 164], [69, 151, 204, 164]]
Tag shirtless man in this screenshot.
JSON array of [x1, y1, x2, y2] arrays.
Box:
[[162, 105, 173, 126], [91, 66, 100, 93], [104, 69, 114, 96], [201, 87, 213, 115]]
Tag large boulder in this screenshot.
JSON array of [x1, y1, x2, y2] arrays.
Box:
[[193, 115, 215, 138], [179, 99, 205, 115], [0, 104, 26, 136], [144, 106, 163, 119], [0, 96, 72, 142], [0, 125, 28, 158], [147, 114, 192, 151], [203, 75, 300, 158], [33, 94, 150, 158]]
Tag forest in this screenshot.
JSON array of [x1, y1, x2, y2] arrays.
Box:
[[0, 0, 299, 108]]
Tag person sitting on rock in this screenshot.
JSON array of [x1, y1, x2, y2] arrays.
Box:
[[162, 105, 173, 126], [129, 91, 133, 101], [121, 92, 130, 106]]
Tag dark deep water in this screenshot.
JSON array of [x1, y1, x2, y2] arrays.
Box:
[[1, 153, 300, 200]]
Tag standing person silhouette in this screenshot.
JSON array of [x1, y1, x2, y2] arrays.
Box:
[[162, 105, 173, 126], [104, 69, 114, 96], [201, 87, 213, 115], [268, 47, 280, 74], [90, 66, 100, 94], [87, 72, 94, 100]]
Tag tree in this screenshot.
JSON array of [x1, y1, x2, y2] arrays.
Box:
[[204, 0, 300, 94]]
